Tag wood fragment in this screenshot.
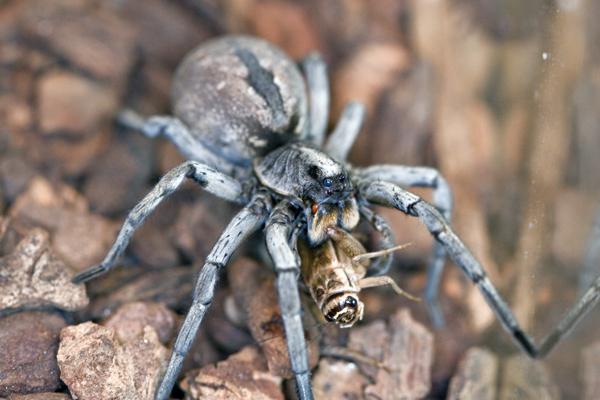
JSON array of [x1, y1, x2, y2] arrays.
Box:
[[181, 346, 284, 400], [312, 358, 368, 400], [498, 355, 559, 400], [447, 347, 498, 400], [581, 341, 600, 400], [349, 309, 433, 400]]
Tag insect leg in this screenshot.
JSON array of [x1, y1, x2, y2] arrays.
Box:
[[72, 161, 245, 283], [156, 193, 271, 400], [117, 109, 229, 172], [356, 165, 453, 326], [360, 181, 600, 358], [265, 201, 313, 400], [358, 275, 420, 301], [300, 53, 329, 147], [324, 102, 365, 161]]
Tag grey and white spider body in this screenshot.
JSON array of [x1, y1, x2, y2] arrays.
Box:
[[73, 35, 600, 400]]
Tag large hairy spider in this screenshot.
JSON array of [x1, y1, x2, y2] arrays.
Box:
[[73, 35, 600, 400]]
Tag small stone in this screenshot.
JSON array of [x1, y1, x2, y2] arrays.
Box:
[[498, 355, 559, 400], [9, 177, 118, 271], [349, 309, 434, 399], [581, 341, 600, 400], [0, 228, 88, 314], [181, 346, 284, 400], [103, 301, 178, 345], [57, 322, 169, 400], [0, 311, 67, 396], [37, 70, 117, 135], [312, 359, 368, 400], [0, 154, 35, 203], [347, 320, 389, 380], [447, 347, 498, 400]]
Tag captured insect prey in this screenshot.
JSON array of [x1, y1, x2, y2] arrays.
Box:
[[69, 35, 600, 400], [298, 226, 418, 328]]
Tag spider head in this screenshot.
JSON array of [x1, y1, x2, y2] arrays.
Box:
[[322, 292, 364, 328], [305, 163, 352, 206], [303, 159, 359, 244]]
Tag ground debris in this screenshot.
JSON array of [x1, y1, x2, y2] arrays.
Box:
[[9, 177, 117, 271], [57, 322, 169, 400], [37, 70, 117, 136], [498, 355, 559, 400], [348, 308, 433, 400], [0, 227, 88, 314], [181, 346, 284, 400], [581, 341, 600, 400], [103, 301, 178, 345], [0, 311, 67, 396], [447, 347, 498, 400], [312, 358, 368, 400], [20, 0, 138, 85]]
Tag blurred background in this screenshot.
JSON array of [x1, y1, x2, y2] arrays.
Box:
[[0, 0, 599, 399]]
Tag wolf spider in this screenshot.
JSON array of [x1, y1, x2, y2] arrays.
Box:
[[73, 36, 600, 400]]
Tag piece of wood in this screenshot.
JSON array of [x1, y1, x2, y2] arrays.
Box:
[[447, 347, 498, 400]]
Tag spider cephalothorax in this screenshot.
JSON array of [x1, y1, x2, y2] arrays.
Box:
[[255, 141, 359, 244], [73, 35, 600, 400]]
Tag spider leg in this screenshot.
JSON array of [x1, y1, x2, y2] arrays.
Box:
[[579, 206, 600, 295], [324, 102, 365, 161], [156, 193, 271, 400], [265, 201, 313, 400], [300, 53, 329, 147], [72, 161, 245, 283], [117, 109, 233, 173], [358, 204, 397, 275], [356, 165, 453, 327], [360, 181, 600, 358]]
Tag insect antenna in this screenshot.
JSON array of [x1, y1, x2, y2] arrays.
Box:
[[352, 242, 412, 263]]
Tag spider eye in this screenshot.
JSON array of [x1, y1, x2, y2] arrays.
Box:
[[322, 178, 333, 188]]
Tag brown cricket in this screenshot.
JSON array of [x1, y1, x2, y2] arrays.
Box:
[[298, 226, 419, 328]]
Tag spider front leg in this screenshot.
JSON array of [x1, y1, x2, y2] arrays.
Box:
[[356, 165, 453, 327], [72, 161, 245, 283], [265, 201, 313, 400], [156, 193, 271, 400], [360, 180, 600, 358]]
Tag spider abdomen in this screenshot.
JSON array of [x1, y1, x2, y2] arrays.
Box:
[[172, 35, 308, 168]]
